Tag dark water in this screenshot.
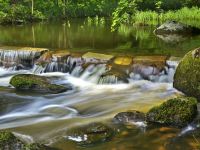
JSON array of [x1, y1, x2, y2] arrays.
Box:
[[0, 19, 200, 150], [0, 19, 200, 56]]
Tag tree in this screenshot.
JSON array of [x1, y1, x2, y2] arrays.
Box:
[[111, 0, 141, 31]]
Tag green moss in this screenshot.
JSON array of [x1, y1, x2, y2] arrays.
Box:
[[0, 131, 25, 150], [0, 131, 56, 150], [10, 74, 68, 94], [10, 74, 48, 89], [0, 131, 15, 144], [174, 48, 200, 100], [146, 97, 198, 127]]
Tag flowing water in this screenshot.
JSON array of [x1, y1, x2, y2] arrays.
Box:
[[0, 19, 200, 150]]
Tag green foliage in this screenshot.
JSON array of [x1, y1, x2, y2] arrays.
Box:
[[86, 16, 106, 26], [0, 0, 117, 24], [134, 7, 200, 27], [111, 0, 140, 31], [0, 0, 200, 26], [0, 131, 15, 144]]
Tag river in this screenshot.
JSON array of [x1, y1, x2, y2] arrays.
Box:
[[0, 19, 200, 150]]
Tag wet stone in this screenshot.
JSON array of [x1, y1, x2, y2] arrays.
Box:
[[113, 110, 146, 124], [0, 131, 56, 150], [82, 52, 113, 63], [99, 69, 129, 84], [113, 57, 133, 66], [65, 123, 114, 145], [10, 74, 70, 94]]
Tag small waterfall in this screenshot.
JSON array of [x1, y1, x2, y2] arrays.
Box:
[[129, 60, 179, 83], [33, 57, 179, 84], [32, 56, 85, 74], [0, 47, 180, 84], [0, 47, 48, 69], [98, 75, 118, 84]]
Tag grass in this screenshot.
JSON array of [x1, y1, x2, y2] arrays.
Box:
[[134, 7, 200, 27]]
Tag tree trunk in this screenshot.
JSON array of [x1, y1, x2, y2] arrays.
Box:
[[31, 0, 34, 15], [63, 0, 66, 17]]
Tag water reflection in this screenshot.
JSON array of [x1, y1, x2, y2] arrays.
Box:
[[0, 19, 200, 56]]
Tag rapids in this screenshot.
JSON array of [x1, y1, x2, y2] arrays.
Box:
[[0, 58, 180, 143]]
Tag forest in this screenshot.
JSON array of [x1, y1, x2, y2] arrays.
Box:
[[1, 0, 200, 29]]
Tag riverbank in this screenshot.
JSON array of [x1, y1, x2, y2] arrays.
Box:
[[134, 7, 200, 27]]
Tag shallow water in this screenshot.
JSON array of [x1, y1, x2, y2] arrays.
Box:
[[0, 20, 200, 150]]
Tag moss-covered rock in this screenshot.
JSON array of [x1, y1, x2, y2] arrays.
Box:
[[173, 48, 200, 100], [146, 97, 198, 127], [66, 123, 114, 145], [0, 131, 56, 150], [10, 74, 69, 94], [0, 131, 24, 150]]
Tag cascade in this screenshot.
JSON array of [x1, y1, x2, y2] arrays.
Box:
[[0, 47, 48, 69], [0, 47, 180, 84]]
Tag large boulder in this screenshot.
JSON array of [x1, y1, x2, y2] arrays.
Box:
[[173, 48, 200, 100], [65, 122, 114, 145], [10, 74, 69, 94], [146, 97, 198, 127], [0, 131, 56, 150], [154, 21, 200, 35]]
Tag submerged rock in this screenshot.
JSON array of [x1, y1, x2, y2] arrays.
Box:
[[173, 48, 200, 100], [10, 74, 69, 94], [154, 21, 200, 35], [0, 131, 56, 150], [66, 123, 114, 145], [25, 143, 57, 150], [146, 97, 198, 127], [113, 110, 145, 124]]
